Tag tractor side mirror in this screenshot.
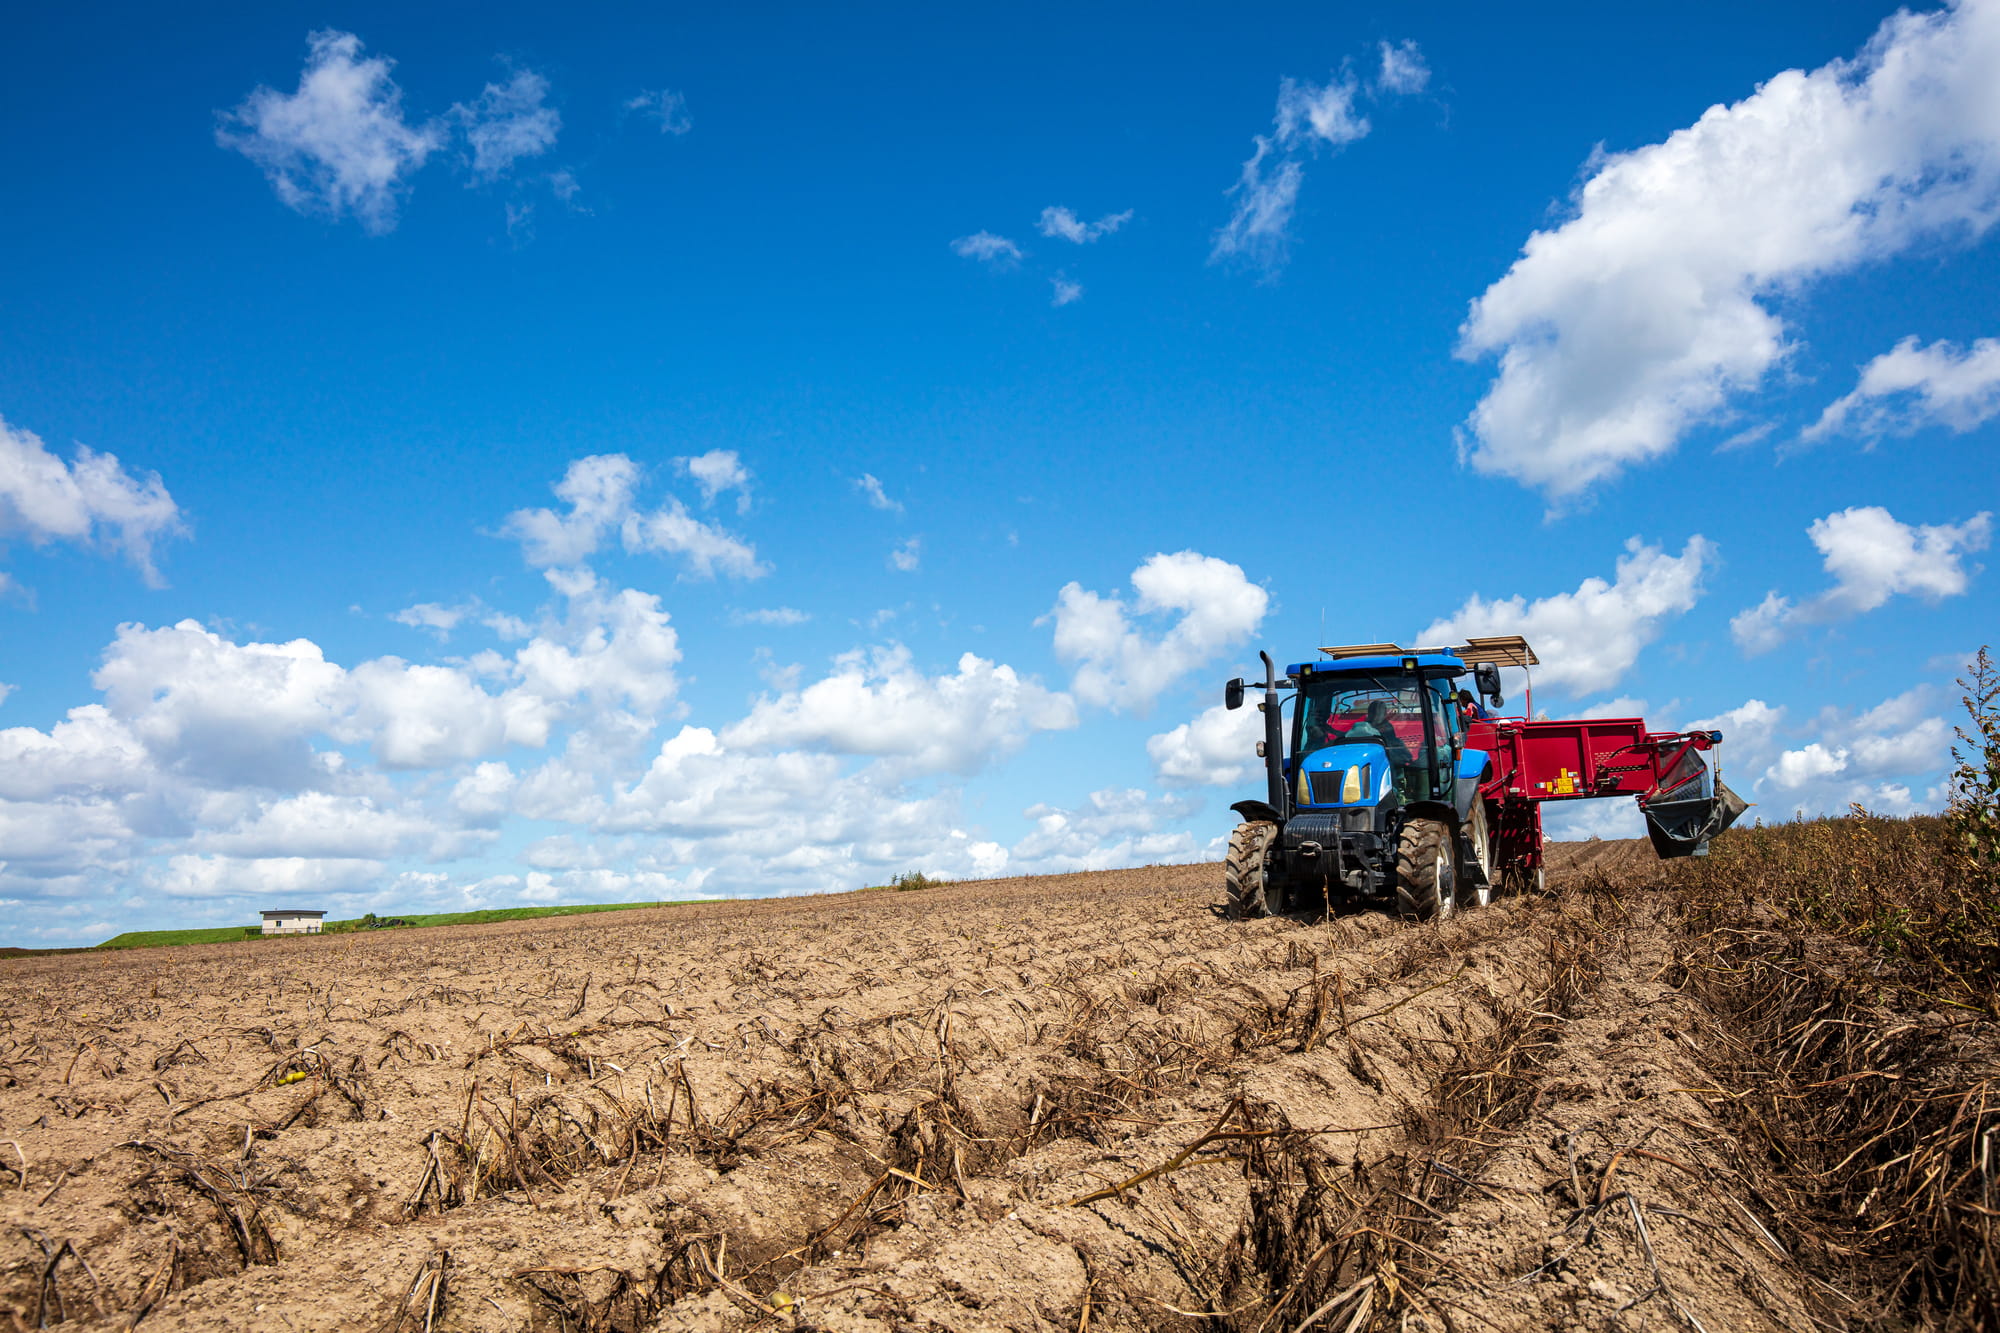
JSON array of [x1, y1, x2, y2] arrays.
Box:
[[1225, 678, 1245, 710], [1473, 661, 1503, 705]]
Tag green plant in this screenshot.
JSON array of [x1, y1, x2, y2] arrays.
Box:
[[1949, 644, 2000, 885], [890, 871, 942, 892]]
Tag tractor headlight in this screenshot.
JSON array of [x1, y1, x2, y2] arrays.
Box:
[[1342, 765, 1362, 803]]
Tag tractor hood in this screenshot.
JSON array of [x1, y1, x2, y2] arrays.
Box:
[[1294, 745, 1395, 807]]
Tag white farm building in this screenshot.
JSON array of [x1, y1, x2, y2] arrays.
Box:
[[261, 910, 326, 936]]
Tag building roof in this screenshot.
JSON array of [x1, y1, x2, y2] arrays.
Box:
[[260, 909, 327, 918]]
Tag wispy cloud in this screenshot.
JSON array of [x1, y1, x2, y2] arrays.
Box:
[[1212, 41, 1427, 271], [854, 473, 903, 513], [730, 607, 810, 627], [889, 537, 922, 572], [218, 30, 444, 234], [1376, 39, 1431, 95], [624, 88, 692, 135], [452, 67, 560, 182], [390, 601, 477, 639], [1051, 275, 1083, 306], [950, 231, 1023, 268], [1037, 206, 1132, 244], [1212, 141, 1304, 269]]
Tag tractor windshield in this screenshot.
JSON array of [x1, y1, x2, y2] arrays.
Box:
[[1295, 671, 1453, 802]]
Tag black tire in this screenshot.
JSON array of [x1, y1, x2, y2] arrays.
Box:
[[1224, 822, 1279, 919], [1394, 817, 1457, 920], [1463, 802, 1495, 909]]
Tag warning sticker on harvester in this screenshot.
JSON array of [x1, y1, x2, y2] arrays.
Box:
[[1537, 768, 1579, 796]]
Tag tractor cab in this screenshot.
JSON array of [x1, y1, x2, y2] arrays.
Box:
[[1289, 652, 1477, 810]]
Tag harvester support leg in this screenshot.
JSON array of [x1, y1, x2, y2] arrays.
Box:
[[1224, 821, 1279, 919], [1464, 803, 1495, 909]]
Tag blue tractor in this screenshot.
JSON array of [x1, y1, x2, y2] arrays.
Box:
[[1221, 637, 1742, 920]]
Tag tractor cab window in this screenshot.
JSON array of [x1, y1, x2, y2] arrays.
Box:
[[1296, 671, 1453, 802], [1431, 678, 1466, 740]]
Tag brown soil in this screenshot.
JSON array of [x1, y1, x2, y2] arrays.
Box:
[[0, 843, 1872, 1331]]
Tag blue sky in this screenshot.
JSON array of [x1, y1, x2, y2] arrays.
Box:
[[2, 1, 1995, 943]]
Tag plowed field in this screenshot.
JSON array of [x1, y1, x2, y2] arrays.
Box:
[[0, 843, 1862, 1330]]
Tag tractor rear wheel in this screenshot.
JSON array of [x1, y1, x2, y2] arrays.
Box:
[[1394, 817, 1457, 920], [1224, 821, 1279, 919]]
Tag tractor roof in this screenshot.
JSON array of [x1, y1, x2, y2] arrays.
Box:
[[1290, 634, 1539, 679], [1288, 652, 1465, 677]]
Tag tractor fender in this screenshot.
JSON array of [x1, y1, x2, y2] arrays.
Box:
[[1397, 799, 1460, 834], [1230, 799, 1283, 826], [1451, 752, 1494, 820]]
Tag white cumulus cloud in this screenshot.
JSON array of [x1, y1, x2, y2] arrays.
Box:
[[1147, 703, 1264, 788], [154, 854, 384, 899], [1731, 505, 1990, 654], [679, 449, 752, 511], [1050, 551, 1269, 711], [0, 415, 184, 585], [500, 454, 765, 579], [218, 29, 444, 234], [1419, 536, 1714, 695], [1760, 688, 1951, 811], [1458, 0, 2000, 496], [1010, 788, 1203, 875], [1802, 335, 2000, 443], [500, 454, 640, 566], [722, 646, 1077, 777]]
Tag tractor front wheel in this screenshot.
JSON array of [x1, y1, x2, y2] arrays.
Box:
[[1394, 817, 1457, 920], [1224, 821, 1279, 919]]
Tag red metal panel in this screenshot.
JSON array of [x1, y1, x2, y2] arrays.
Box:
[[1470, 717, 1711, 803]]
